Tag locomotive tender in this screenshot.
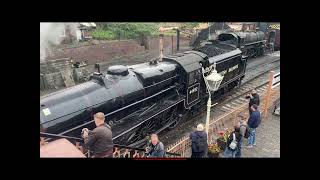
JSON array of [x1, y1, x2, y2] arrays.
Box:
[[40, 42, 248, 146]]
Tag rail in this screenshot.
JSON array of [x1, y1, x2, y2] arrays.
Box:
[[40, 132, 181, 158]]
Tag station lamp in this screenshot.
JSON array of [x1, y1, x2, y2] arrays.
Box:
[[202, 62, 224, 143]]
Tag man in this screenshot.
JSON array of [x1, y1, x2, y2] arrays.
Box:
[[235, 116, 247, 157], [190, 124, 208, 158], [246, 89, 260, 115], [223, 126, 241, 158], [246, 104, 261, 148], [145, 134, 165, 157], [82, 112, 114, 158]]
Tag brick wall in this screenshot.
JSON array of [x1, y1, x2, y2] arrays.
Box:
[[45, 36, 190, 65]]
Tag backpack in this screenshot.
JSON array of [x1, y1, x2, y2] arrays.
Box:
[[241, 124, 250, 139], [229, 133, 238, 150], [194, 133, 207, 152]]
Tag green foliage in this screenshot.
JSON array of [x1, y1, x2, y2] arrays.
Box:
[[92, 22, 200, 40], [91, 27, 116, 40], [93, 23, 160, 40]]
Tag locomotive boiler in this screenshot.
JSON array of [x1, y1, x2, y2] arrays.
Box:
[[217, 31, 265, 58], [40, 43, 248, 146]]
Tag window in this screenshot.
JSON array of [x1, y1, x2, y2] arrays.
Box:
[[189, 71, 199, 85]]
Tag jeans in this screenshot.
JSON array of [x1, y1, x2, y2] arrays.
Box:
[[224, 147, 238, 158], [248, 128, 256, 146], [235, 137, 242, 157], [191, 151, 206, 158]]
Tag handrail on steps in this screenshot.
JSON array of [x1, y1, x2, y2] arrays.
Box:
[[40, 132, 181, 157]]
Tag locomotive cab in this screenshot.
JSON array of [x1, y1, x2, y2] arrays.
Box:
[[218, 33, 239, 47]]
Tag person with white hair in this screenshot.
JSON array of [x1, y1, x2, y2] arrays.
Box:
[[145, 134, 165, 157], [190, 124, 208, 158]]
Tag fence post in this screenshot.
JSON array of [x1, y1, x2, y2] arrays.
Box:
[[263, 71, 274, 118], [159, 34, 164, 61], [172, 35, 174, 54]]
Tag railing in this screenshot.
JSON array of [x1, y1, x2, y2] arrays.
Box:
[[40, 132, 181, 158], [166, 85, 280, 157]]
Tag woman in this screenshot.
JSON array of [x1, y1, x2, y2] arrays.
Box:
[[223, 126, 242, 158]]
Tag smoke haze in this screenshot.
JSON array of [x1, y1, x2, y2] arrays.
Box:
[[40, 23, 78, 60]]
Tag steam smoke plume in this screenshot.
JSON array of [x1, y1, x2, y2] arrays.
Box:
[[40, 23, 78, 60]]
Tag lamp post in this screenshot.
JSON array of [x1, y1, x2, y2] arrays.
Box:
[[202, 62, 224, 143], [208, 22, 211, 40]]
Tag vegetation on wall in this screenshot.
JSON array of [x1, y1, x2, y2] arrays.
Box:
[[92, 23, 200, 40]]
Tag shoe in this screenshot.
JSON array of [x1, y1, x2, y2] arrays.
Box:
[[246, 145, 253, 148], [253, 144, 256, 146]]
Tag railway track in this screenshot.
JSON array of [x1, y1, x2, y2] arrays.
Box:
[[158, 54, 280, 146]]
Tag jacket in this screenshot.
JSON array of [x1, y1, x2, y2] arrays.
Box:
[[249, 93, 260, 107], [247, 110, 261, 128], [84, 123, 114, 155], [146, 141, 165, 157], [226, 131, 242, 150], [190, 131, 208, 153]]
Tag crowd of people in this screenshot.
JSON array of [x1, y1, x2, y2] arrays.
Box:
[[81, 89, 261, 158], [190, 89, 261, 158]]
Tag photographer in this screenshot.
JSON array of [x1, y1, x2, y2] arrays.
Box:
[[145, 134, 165, 157], [82, 112, 114, 158], [246, 89, 260, 115]]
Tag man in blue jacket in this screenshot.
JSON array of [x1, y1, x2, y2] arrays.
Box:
[[246, 104, 261, 148]]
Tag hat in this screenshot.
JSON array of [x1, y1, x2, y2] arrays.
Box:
[[197, 124, 204, 131]]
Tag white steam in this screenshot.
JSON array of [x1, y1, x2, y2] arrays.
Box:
[[40, 22, 78, 60]]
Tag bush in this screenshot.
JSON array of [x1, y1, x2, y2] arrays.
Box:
[[92, 23, 200, 40], [91, 28, 116, 40]]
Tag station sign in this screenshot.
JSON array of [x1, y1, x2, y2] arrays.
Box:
[[272, 72, 280, 88]]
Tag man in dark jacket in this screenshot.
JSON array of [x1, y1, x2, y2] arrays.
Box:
[[246, 89, 260, 115], [82, 112, 114, 158], [145, 134, 165, 157], [246, 104, 261, 148], [224, 126, 242, 158], [190, 124, 208, 158]]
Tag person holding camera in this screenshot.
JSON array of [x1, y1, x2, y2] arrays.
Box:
[[246, 89, 260, 115], [82, 112, 114, 158], [145, 134, 165, 157]]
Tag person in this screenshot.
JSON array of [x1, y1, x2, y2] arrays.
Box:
[[246, 104, 261, 148], [190, 124, 208, 158], [235, 116, 247, 157], [145, 134, 165, 157], [82, 112, 114, 158], [223, 126, 242, 158], [246, 89, 260, 115]]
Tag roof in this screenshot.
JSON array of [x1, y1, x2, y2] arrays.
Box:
[[40, 138, 86, 158], [80, 22, 96, 27], [163, 51, 206, 73]]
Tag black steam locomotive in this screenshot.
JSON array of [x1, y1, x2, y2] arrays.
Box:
[[40, 42, 248, 146], [216, 31, 265, 58]]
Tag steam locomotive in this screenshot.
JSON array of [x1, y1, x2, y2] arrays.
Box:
[[216, 31, 265, 58], [40, 42, 248, 146]]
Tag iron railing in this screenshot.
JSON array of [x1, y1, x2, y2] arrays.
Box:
[[40, 132, 181, 158]]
